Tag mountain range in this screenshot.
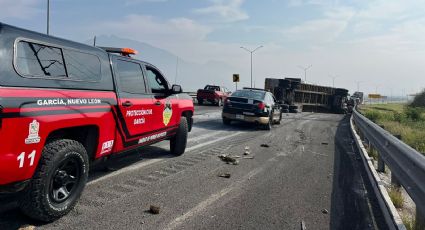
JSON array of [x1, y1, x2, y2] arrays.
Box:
[[88, 35, 238, 92]]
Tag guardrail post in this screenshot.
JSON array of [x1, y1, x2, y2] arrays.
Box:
[[377, 154, 385, 173], [416, 207, 425, 230], [390, 135, 402, 187]]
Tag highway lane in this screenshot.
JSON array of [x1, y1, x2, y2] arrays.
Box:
[[0, 106, 387, 230]]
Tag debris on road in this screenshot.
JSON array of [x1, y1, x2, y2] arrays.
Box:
[[218, 154, 239, 165], [218, 173, 231, 178], [321, 209, 329, 214], [300, 220, 306, 230], [244, 146, 251, 155], [321, 142, 329, 145], [149, 205, 161, 214], [260, 144, 270, 148]]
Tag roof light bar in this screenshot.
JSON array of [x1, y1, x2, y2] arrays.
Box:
[[98, 47, 138, 56]]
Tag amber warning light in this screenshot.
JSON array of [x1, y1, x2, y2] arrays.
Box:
[[98, 47, 138, 57]]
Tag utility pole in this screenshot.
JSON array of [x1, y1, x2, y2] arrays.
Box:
[[47, 0, 50, 35], [298, 65, 312, 83], [329, 74, 338, 88], [240, 45, 263, 88], [174, 56, 179, 84]]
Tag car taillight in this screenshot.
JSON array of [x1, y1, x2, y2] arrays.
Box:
[[258, 102, 265, 110], [224, 98, 230, 104]]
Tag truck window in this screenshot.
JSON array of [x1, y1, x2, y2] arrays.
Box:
[[16, 41, 66, 78], [114, 60, 146, 94], [62, 49, 101, 81], [146, 66, 168, 94]]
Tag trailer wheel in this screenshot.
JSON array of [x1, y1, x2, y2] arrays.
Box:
[[19, 139, 89, 222], [170, 117, 188, 156]]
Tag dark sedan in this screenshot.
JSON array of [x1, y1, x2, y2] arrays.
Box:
[[222, 88, 282, 130]]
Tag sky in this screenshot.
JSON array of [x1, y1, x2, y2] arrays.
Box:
[[1, 0, 425, 96]]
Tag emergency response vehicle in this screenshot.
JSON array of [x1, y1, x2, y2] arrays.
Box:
[[0, 23, 194, 221]]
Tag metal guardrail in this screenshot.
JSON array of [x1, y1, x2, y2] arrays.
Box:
[[352, 107, 425, 228]]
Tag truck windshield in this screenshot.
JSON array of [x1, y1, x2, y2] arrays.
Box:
[[231, 90, 265, 100]]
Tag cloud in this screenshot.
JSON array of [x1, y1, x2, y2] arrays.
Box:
[[282, 7, 354, 44], [89, 14, 211, 44], [0, 0, 41, 20], [193, 0, 249, 22]]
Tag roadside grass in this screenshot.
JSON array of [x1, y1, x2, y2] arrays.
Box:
[[401, 214, 416, 230], [388, 187, 404, 209], [359, 104, 425, 154]]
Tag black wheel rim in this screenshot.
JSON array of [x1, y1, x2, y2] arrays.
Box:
[[49, 155, 82, 204]]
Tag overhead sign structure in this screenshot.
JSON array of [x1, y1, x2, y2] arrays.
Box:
[[368, 94, 382, 99], [233, 74, 240, 83]]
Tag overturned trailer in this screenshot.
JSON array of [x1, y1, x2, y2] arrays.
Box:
[[265, 78, 349, 114]]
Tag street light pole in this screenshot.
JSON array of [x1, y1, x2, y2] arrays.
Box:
[[47, 0, 50, 35], [241, 45, 263, 88], [298, 65, 312, 82], [329, 74, 338, 88], [355, 81, 362, 92]]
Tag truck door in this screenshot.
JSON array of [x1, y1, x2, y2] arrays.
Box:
[[144, 65, 178, 132], [113, 58, 154, 144]]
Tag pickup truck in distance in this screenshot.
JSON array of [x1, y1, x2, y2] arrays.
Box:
[[196, 85, 230, 106], [0, 23, 194, 221]]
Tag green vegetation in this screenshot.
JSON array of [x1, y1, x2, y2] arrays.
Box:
[[388, 187, 404, 209], [359, 103, 425, 154], [401, 214, 416, 230]]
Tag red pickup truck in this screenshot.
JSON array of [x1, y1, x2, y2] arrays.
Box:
[[0, 23, 194, 221], [196, 85, 230, 106]]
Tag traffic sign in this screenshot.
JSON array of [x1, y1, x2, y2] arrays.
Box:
[[233, 74, 240, 83], [368, 94, 382, 99]]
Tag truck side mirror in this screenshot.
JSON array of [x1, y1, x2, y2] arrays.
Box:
[[171, 84, 182, 94]]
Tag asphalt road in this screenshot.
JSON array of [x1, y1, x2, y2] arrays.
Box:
[[0, 105, 387, 230]]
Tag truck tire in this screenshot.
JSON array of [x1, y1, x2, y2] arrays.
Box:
[[197, 99, 203, 105], [19, 139, 89, 222], [289, 105, 298, 110], [281, 104, 289, 110], [218, 98, 223, 106], [223, 118, 231, 125], [170, 117, 188, 155]]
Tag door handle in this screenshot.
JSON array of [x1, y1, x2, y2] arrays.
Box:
[[122, 101, 133, 107], [154, 101, 162, 106]]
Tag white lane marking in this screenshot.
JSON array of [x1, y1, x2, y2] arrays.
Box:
[[88, 159, 163, 185], [88, 132, 242, 185], [189, 131, 227, 142], [164, 167, 263, 230], [185, 132, 241, 152]]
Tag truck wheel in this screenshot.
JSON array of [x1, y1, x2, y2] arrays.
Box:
[[223, 118, 231, 125], [217, 98, 223, 107], [170, 117, 188, 155], [198, 99, 203, 105], [19, 139, 89, 222]]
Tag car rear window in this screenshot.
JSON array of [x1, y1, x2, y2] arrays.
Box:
[[231, 90, 265, 100], [205, 85, 220, 91], [15, 40, 101, 82], [16, 41, 66, 78]]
